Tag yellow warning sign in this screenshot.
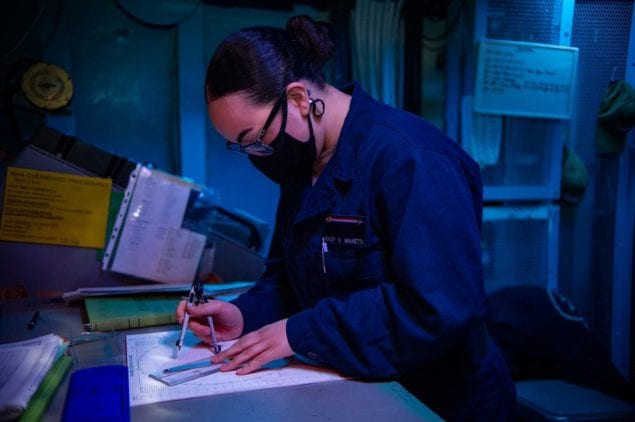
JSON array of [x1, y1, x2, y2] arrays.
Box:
[[0, 167, 112, 248]]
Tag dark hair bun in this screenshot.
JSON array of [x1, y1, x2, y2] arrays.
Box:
[[286, 15, 335, 67]]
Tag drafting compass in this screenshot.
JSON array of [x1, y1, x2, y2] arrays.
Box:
[[175, 280, 221, 357]]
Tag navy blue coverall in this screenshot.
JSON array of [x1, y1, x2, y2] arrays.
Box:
[[232, 83, 516, 420]]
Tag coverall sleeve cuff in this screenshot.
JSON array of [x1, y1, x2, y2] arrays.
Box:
[[286, 310, 327, 365], [230, 296, 259, 334]]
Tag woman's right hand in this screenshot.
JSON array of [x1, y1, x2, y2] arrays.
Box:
[[176, 299, 244, 344]]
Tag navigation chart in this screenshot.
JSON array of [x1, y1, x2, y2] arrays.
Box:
[[126, 330, 345, 406]]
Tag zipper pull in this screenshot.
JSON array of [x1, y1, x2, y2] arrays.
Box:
[[321, 237, 328, 273]]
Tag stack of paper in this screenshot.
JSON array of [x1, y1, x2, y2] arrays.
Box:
[[0, 334, 69, 420]]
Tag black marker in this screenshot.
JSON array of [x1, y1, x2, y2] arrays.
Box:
[[27, 311, 40, 329]]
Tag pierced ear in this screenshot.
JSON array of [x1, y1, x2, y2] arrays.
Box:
[[285, 83, 311, 116]]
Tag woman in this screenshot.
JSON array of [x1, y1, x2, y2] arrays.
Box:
[[178, 14, 516, 420]]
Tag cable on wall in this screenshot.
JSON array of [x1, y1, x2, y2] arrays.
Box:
[[0, 0, 47, 65], [114, 0, 201, 29]]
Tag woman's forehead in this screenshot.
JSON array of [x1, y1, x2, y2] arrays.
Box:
[[208, 93, 270, 139], [210, 92, 256, 112]]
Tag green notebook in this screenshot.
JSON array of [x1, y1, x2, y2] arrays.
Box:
[[84, 294, 181, 331], [19, 354, 73, 422]]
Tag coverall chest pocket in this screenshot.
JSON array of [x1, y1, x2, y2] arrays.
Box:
[[322, 247, 389, 290]]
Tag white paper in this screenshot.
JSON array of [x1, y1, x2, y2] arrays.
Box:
[[474, 39, 578, 119], [110, 167, 205, 283], [126, 330, 345, 406], [0, 334, 64, 418]]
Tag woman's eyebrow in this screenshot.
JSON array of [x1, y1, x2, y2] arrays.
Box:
[[235, 128, 251, 144]]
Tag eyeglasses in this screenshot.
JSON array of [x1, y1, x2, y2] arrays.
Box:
[[226, 95, 285, 156]]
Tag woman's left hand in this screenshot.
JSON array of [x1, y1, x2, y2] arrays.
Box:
[[211, 318, 293, 375]]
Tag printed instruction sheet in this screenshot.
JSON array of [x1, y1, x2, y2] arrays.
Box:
[[0, 167, 111, 247], [126, 330, 345, 406], [108, 166, 205, 283]]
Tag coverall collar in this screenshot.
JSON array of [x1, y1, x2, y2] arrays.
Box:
[[292, 82, 372, 225], [329, 81, 372, 183]]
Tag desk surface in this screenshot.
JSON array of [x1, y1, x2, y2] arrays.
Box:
[[0, 299, 441, 422]]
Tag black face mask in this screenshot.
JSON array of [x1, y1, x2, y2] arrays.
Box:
[[249, 100, 316, 184]]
